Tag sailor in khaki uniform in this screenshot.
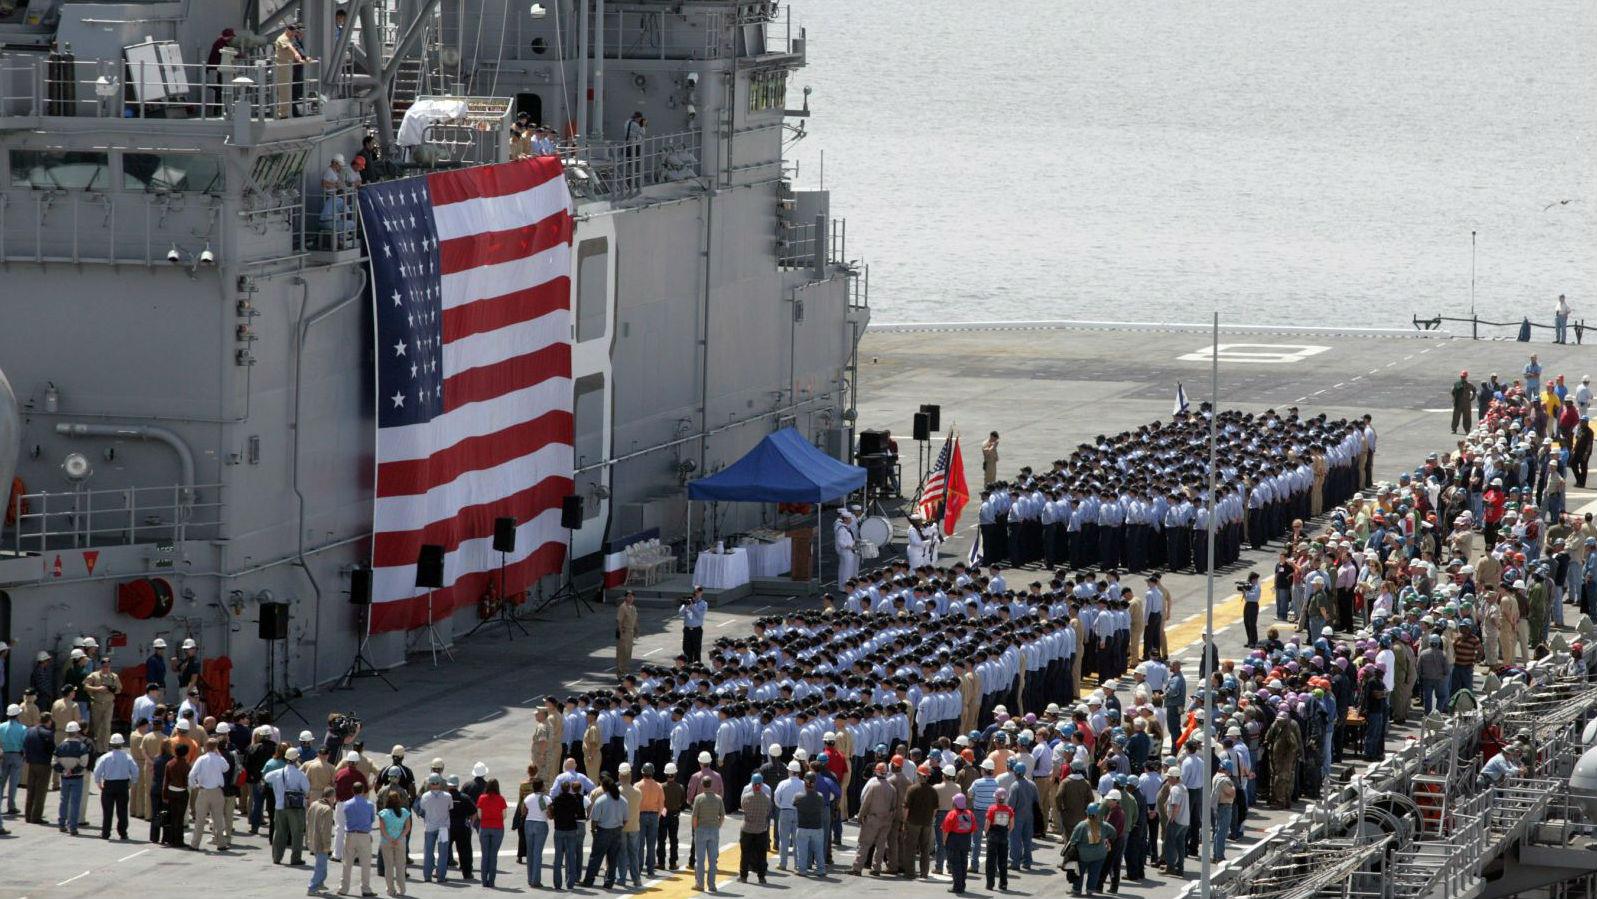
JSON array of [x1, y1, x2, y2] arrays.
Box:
[[83, 657, 121, 749], [616, 592, 639, 677]]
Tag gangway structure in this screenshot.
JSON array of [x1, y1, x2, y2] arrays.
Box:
[[1187, 657, 1597, 899]]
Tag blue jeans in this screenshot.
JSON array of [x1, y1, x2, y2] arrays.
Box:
[[1420, 678, 1446, 714], [639, 812, 660, 875], [1449, 665, 1474, 704], [423, 828, 450, 881], [480, 827, 505, 886], [934, 821, 948, 872], [623, 828, 644, 885], [248, 782, 267, 831], [310, 852, 330, 890], [796, 826, 825, 875], [1008, 818, 1034, 868], [584, 826, 622, 886], [1556, 313, 1569, 343], [58, 777, 83, 828], [1212, 804, 1233, 860], [1, 752, 22, 810], [777, 807, 797, 868], [693, 827, 719, 889], [1079, 857, 1104, 893], [1364, 708, 1388, 760], [1275, 587, 1292, 619], [525, 820, 549, 886], [553, 828, 584, 889], [1164, 823, 1187, 873]]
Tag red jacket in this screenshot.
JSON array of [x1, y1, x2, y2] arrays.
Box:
[[1483, 488, 1506, 523]]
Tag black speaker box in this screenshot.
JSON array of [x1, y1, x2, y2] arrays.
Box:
[[493, 516, 517, 553], [919, 404, 941, 432], [415, 544, 446, 589], [560, 495, 584, 529], [258, 603, 289, 640], [349, 566, 372, 605], [912, 412, 930, 441]]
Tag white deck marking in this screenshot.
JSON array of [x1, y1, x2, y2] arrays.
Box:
[[57, 872, 91, 886], [117, 849, 151, 863]]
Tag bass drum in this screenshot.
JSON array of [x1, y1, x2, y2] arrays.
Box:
[[859, 515, 894, 548]]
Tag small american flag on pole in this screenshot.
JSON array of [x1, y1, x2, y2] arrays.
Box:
[[917, 432, 970, 537], [358, 157, 575, 633]]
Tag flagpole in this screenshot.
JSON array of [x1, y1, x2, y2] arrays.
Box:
[[1201, 311, 1218, 899]]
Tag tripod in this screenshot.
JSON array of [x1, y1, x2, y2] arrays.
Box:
[[337, 600, 397, 691], [418, 588, 455, 666], [464, 551, 530, 640], [530, 529, 595, 617], [253, 636, 308, 725]]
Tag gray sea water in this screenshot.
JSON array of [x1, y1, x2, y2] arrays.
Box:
[[786, 0, 1596, 328]]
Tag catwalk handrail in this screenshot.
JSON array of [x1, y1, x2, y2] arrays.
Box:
[[1412, 313, 1586, 342]]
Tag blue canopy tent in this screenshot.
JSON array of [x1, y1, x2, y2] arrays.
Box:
[[685, 427, 866, 584]]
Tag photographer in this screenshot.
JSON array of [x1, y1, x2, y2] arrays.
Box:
[[324, 712, 361, 760], [679, 589, 708, 664], [1240, 573, 1262, 648]]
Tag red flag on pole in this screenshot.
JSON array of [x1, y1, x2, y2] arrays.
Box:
[[941, 434, 970, 536], [918, 433, 971, 537]]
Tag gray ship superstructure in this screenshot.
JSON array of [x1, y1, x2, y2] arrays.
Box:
[[0, 0, 866, 704]]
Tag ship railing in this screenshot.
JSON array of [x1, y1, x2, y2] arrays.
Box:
[[419, 120, 509, 167], [300, 185, 361, 253], [1412, 312, 1586, 343], [0, 52, 325, 122], [560, 129, 703, 200], [0, 189, 224, 266], [776, 217, 819, 269], [8, 483, 225, 555]]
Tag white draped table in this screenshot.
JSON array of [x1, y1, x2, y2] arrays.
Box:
[[742, 538, 792, 578], [693, 548, 751, 590]]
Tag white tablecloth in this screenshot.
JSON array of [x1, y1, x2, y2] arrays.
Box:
[[743, 538, 792, 578], [693, 548, 751, 590]]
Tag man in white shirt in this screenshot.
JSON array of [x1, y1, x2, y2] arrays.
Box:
[[417, 774, 456, 882], [772, 763, 806, 870], [92, 733, 140, 840], [1162, 767, 1189, 875], [188, 739, 231, 851]]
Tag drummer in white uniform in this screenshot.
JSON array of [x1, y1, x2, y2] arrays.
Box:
[[834, 509, 860, 585]]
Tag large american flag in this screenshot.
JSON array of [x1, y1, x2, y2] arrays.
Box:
[[916, 432, 969, 536], [358, 157, 575, 633]]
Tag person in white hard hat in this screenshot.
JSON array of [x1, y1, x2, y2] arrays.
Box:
[[53, 719, 92, 834], [332, 749, 370, 859], [0, 701, 25, 816], [145, 638, 169, 696], [93, 731, 139, 840], [28, 649, 54, 706], [174, 638, 201, 693]]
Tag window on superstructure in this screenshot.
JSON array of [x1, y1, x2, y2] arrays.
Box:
[[123, 153, 225, 193], [8, 150, 110, 190], [747, 70, 786, 112]]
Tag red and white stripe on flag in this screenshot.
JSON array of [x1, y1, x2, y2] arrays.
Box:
[[361, 157, 575, 633]]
